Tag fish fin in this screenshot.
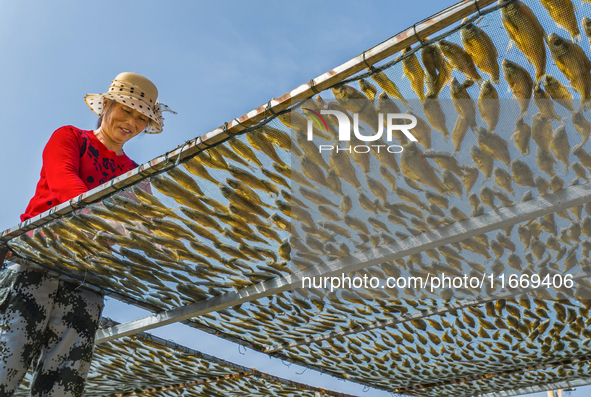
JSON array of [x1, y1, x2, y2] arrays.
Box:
[[574, 34, 582, 43], [506, 40, 513, 55], [492, 78, 500, 85]]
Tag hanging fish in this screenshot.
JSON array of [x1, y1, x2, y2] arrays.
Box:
[[461, 22, 500, 84], [500, 0, 547, 83]]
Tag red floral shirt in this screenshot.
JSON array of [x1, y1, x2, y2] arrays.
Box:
[[21, 126, 138, 221]]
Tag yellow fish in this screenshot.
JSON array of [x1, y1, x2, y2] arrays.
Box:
[[549, 125, 571, 172], [422, 94, 449, 140], [439, 39, 481, 82], [461, 22, 499, 84], [421, 42, 452, 97], [450, 77, 477, 128], [401, 46, 425, 100], [533, 84, 562, 122], [370, 70, 412, 109], [478, 80, 500, 132], [539, 0, 580, 42], [502, 59, 533, 117], [543, 75, 575, 112], [500, 0, 547, 82], [511, 116, 531, 156], [547, 33, 591, 110], [531, 113, 553, 152], [572, 111, 591, 145], [451, 116, 469, 154], [401, 142, 448, 195]]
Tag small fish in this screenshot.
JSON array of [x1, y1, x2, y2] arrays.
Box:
[[423, 149, 464, 177], [480, 186, 496, 209], [246, 131, 285, 166], [543, 75, 575, 112], [370, 70, 412, 109], [358, 78, 377, 101], [500, 0, 547, 82], [218, 139, 259, 169], [439, 39, 481, 81], [475, 127, 512, 167], [262, 125, 301, 156], [502, 59, 534, 117], [550, 125, 571, 172], [325, 169, 344, 197], [401, 46, 425, 100], [478, 80, 500, 132], [227, 165, 268, 193], [344, 215, 370, 235], [406, 110, 432, 149], [572, 111, 591, 145], [300, 156, 330, 189], [531, 113, 553, 152], [461, 22, 500, 84], [511, 160, 536, 187], [511, 117, 531, 156], [547, 33, 591, 110], [341, 195, 352, 215], [573, 143, 591, 167], [470, 145, 494, 180], [401, 143, 448, 195], [535, 175, 550, 195], [533, 84, 562, 122], [295, 134, 330, 171], [421, 42, 452, 97], [442, 170, 463, 197], [450, 77, 477, 128], [451, 116, 469, 154], [573, 162, 589, 180], [367, 176, 389, 205], [539, 0, 580, 42], [329, 150, 362, 189], [422, 95, 449, 140], [461, 165, 479, 193], [260, 167, 290, 189], [493, 167, 514, 195], [379, 165, 397, 190]]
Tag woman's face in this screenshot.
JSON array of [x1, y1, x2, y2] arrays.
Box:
[[101, 100, 149, 146]]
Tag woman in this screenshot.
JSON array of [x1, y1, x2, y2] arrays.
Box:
[[0, 72, 174, 397]]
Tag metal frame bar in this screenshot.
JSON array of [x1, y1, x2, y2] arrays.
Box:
[[475, 378, 591, 397], [0, 0, 497, 247], [99, 318, 363, 397], [395, 354, 591, 395], [96, 181, 591, 343]]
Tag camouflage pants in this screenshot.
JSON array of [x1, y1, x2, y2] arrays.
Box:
[[0, 263, 104, 397]]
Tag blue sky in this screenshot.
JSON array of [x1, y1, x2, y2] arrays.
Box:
[[0, 1, 588, 396]]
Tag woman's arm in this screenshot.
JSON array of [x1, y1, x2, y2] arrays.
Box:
[[42, 127, 89, 202]]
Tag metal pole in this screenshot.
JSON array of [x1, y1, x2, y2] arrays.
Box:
[[96, 182, 591, 343], [478, 380, 589, 397]]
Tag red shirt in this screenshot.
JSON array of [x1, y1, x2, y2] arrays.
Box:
[[21, 126, 139, 221]]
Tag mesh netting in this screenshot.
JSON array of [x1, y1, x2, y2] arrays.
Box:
[[4, 0, 591, 395]]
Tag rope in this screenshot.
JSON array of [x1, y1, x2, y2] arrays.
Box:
[[362, 52, 372, 69], [474, 0, 482, 17], [309, 79, 320, 94]]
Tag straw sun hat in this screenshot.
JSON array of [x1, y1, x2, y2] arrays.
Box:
[[84, 72, 176, 134]]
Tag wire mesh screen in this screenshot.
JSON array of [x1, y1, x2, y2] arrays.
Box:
[[4, 0, 591, 395], [12, 319, 358, 397]]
